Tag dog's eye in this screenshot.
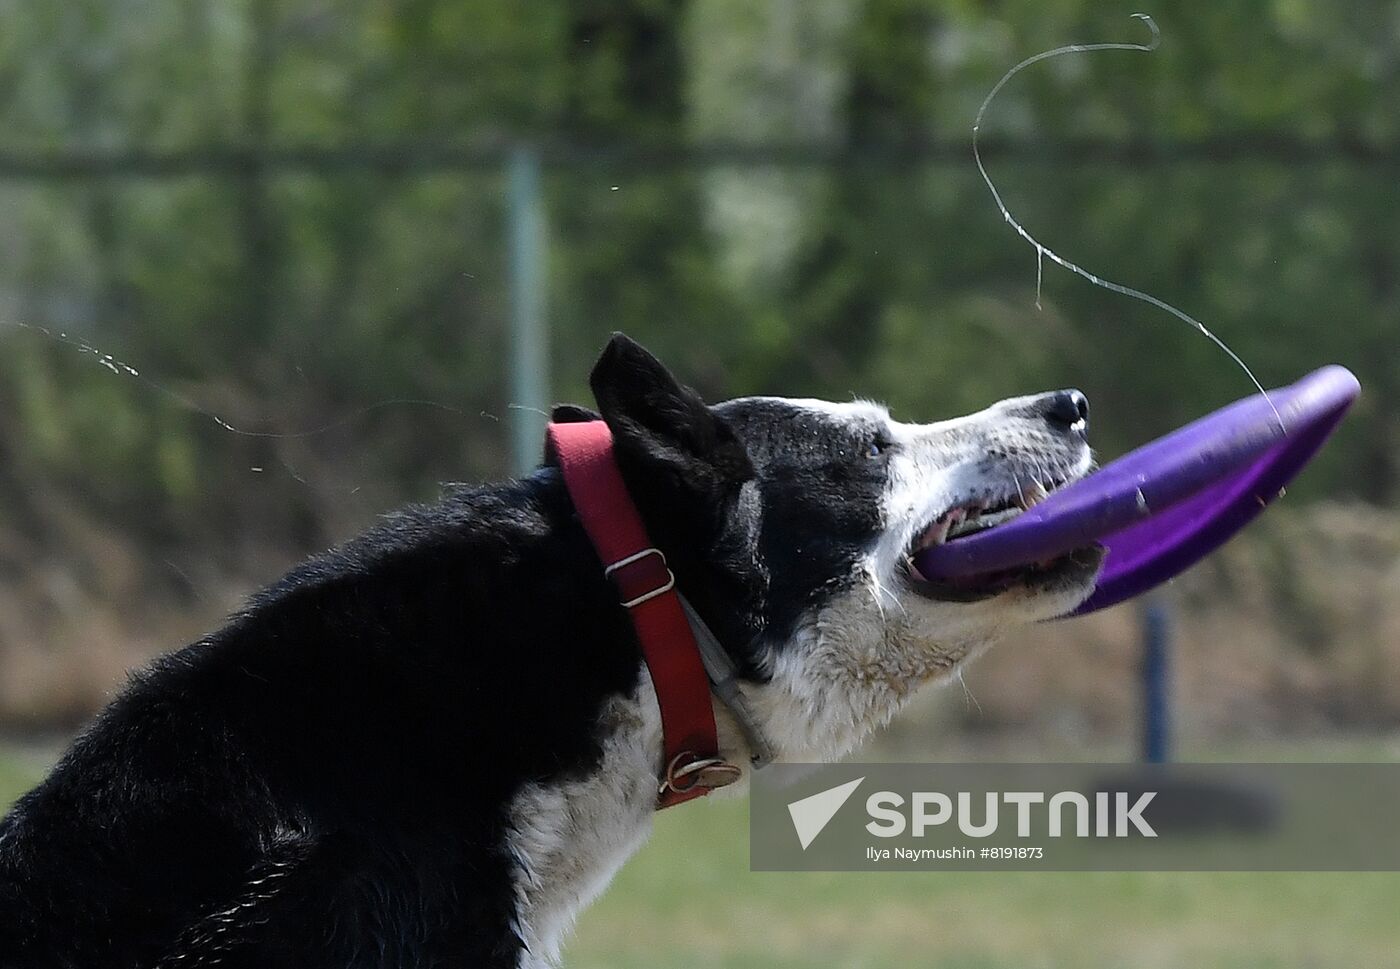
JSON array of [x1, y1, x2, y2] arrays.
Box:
[[864, 440, 888, 459]]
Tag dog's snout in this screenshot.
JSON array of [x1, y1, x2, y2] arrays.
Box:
[[1042, 389, 1089, 434]]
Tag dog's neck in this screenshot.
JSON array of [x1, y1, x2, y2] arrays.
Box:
[[732, 587, 1000, 765]]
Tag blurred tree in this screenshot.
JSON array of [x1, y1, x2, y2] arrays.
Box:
[[0, 0, 1396, 572]]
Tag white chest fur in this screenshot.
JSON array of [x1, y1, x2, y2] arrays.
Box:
[[503, 671, 662, 968]]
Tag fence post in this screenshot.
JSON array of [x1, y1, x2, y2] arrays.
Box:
[[1141, 597, 1172, 763], [506, 145, 549, 475]]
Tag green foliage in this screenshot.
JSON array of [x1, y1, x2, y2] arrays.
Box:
[[0, 0, 1396, 558]]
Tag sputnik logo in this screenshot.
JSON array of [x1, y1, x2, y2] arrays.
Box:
[[786, 777, 865, 850]]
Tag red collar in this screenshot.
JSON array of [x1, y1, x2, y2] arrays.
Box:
[[546, 420, 741, 809]]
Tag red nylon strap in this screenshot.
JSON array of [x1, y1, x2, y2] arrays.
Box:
[[547, 420, 722, 809]]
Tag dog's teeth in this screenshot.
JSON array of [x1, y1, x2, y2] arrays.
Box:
[[1025, 481, 1050, 507], [916, 518, 952, 550]]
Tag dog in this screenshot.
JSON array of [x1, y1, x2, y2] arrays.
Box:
[[0, 334, 1101, 968]]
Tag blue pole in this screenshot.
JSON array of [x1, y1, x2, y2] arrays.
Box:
[[507, 146, 548, 475], [1141, 600, 1171, 763]]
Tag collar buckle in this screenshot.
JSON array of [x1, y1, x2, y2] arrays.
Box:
[[659, 751, 742, 801], [604, 547, 676, 608]]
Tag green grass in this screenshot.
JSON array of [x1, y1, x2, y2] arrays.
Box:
[[4, 744, 1399, 968], [569, 797, 1400, 969]]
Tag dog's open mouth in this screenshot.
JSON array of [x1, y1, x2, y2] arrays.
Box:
[[899, 475, 1103, 602]]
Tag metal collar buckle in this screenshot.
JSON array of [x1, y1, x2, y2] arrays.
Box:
[[604, 547, 676, 608], [659, 751, 742, 799]]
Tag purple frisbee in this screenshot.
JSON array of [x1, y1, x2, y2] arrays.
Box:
[[913, 365, 1360, 615]]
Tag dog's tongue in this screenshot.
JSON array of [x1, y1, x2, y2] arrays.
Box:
[[913, 365, 1359, 616]]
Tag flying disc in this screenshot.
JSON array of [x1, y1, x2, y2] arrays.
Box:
[[912, 365, 1360, 615]]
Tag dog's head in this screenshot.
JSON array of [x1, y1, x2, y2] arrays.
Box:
[[568, 334, 1103, 761]]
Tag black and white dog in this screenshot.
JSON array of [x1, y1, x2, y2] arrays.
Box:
[[0, 334, 1100, 968]]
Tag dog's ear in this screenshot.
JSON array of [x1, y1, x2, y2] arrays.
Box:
[[549, 403, 600, 424], [590, 334, 753, 494], [542, 404, 601, 464]]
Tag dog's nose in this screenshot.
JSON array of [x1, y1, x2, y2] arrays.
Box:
[[1043, 389, 1089, 434]]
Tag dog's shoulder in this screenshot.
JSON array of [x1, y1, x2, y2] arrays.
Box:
[[0, 470, 654, 967]]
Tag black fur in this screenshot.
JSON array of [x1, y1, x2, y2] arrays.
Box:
[[1, 472, 638, 967], [0, 335, 897, 969], [715, 397, 892, 647]]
